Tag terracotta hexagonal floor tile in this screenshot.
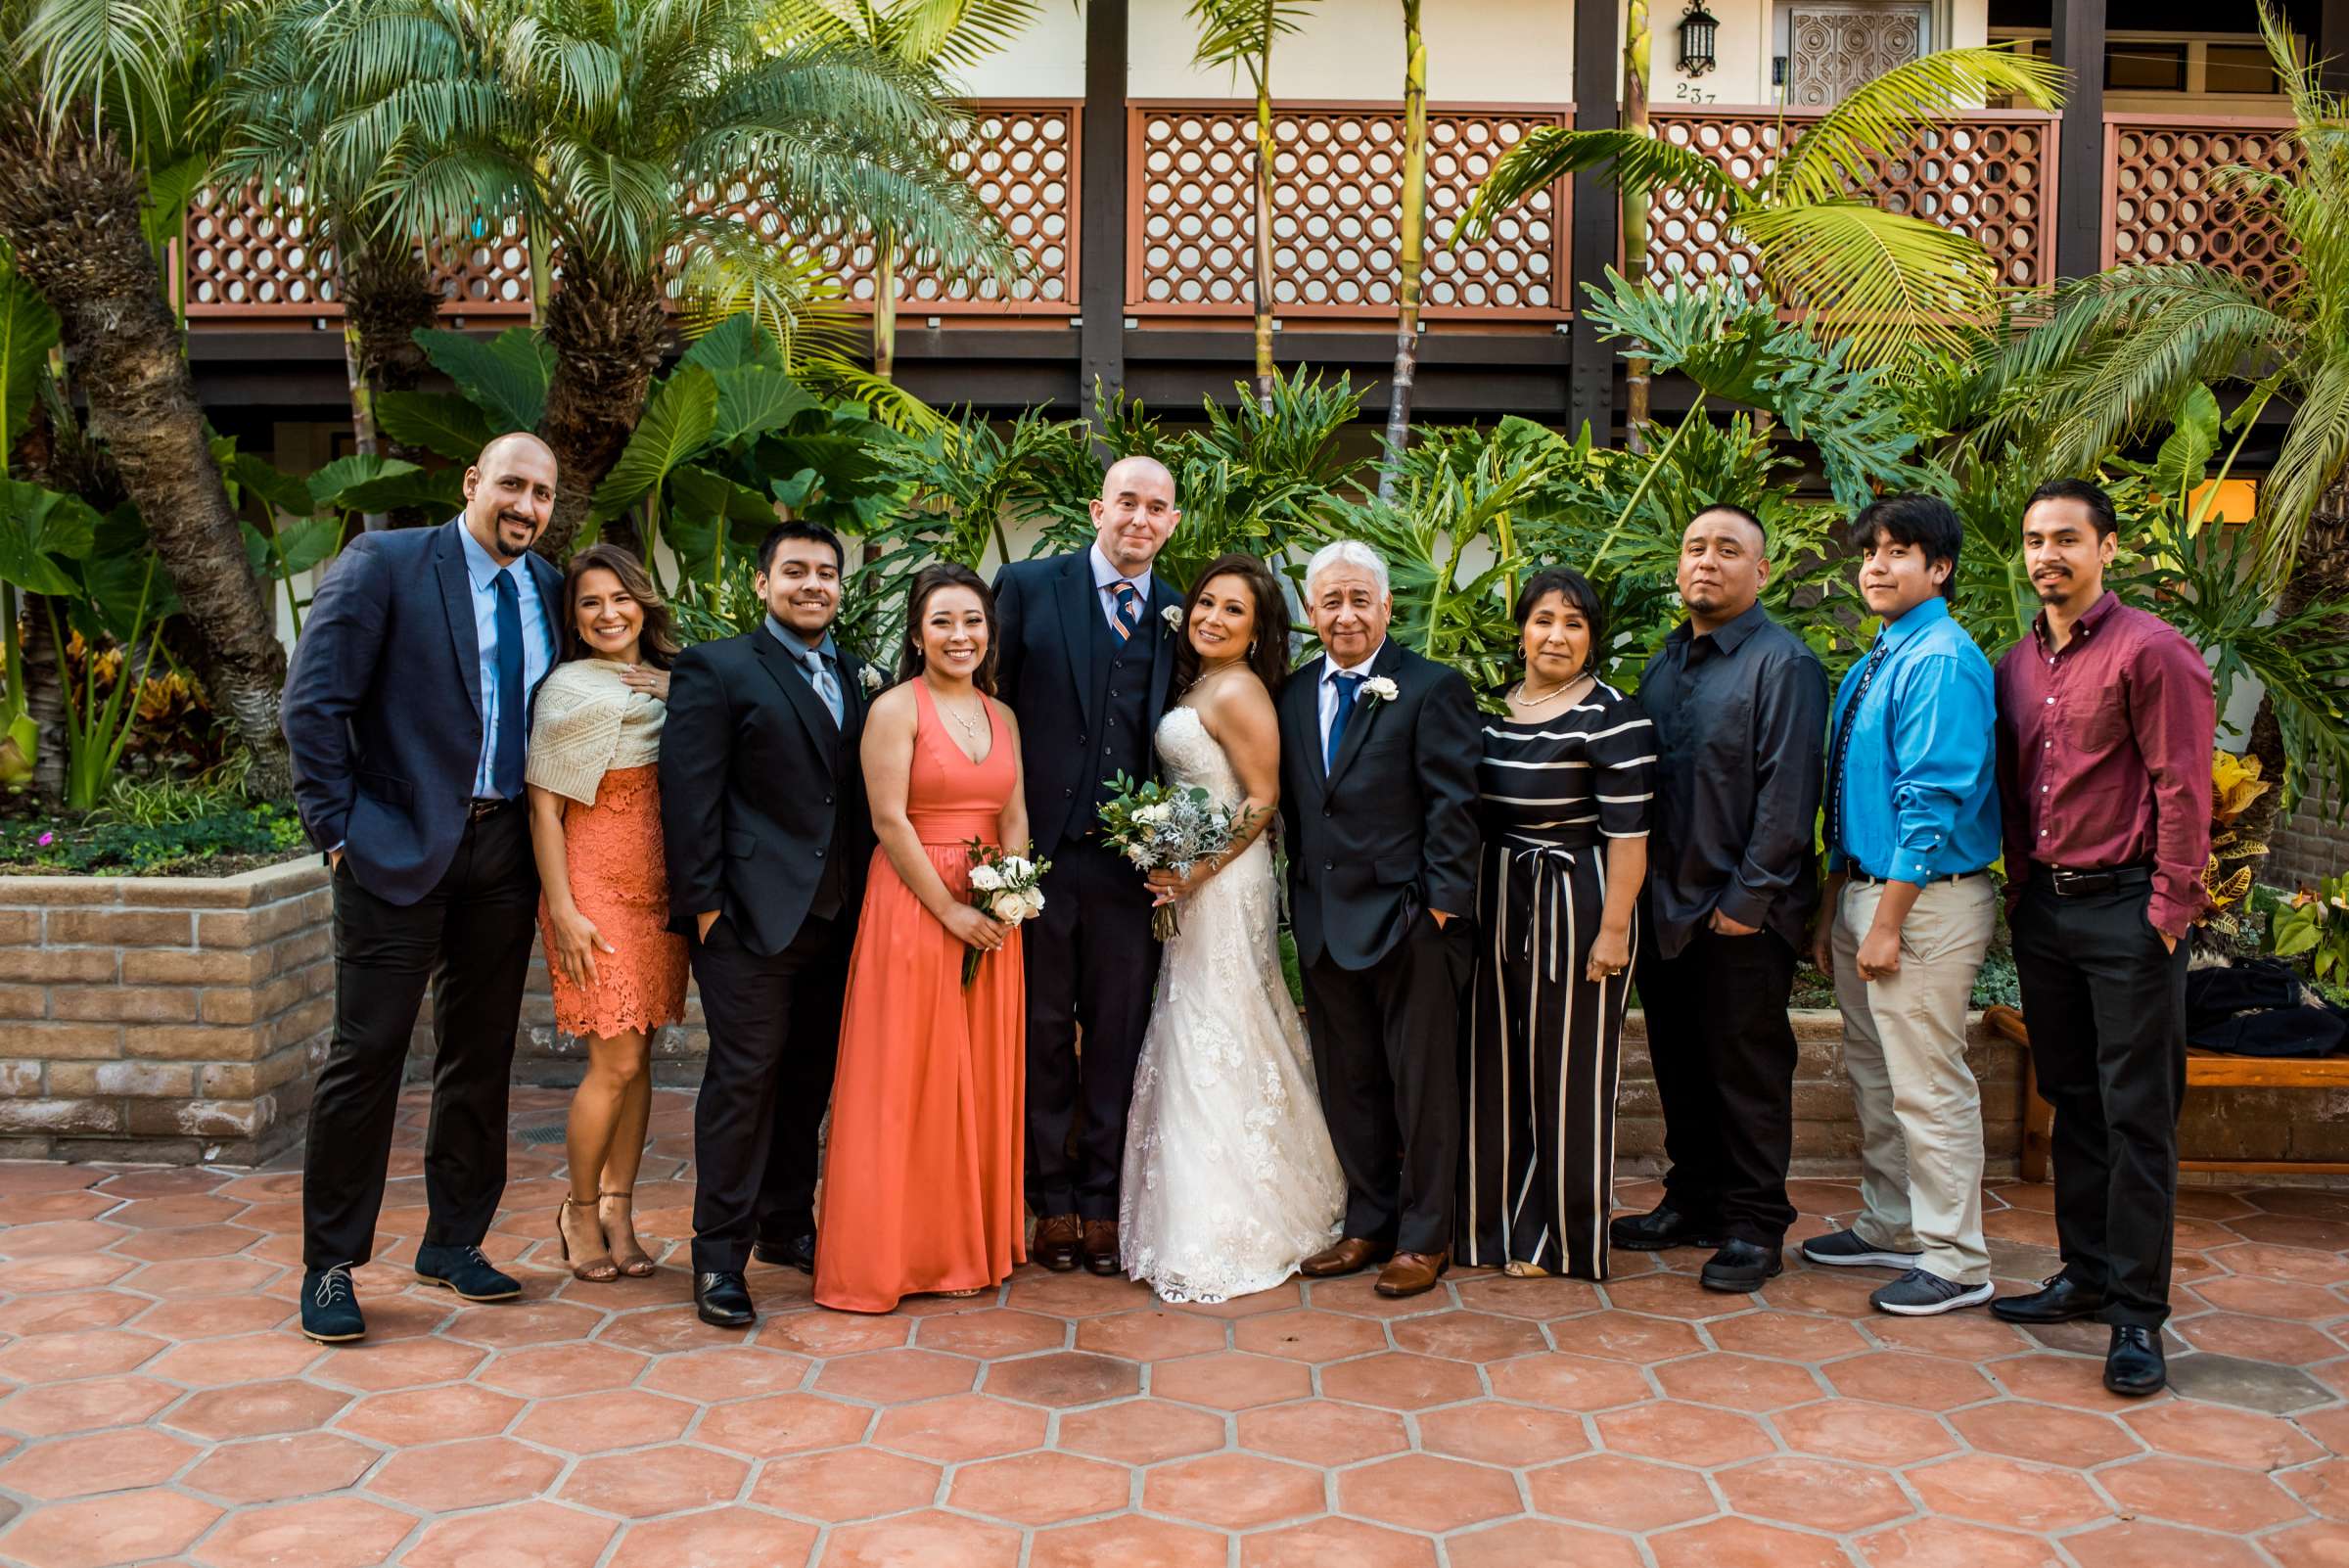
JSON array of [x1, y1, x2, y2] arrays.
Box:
[[168, 1377, 356, 1443], [1450, 1275, 1603, 1320], [1649, 1516, 1854, 1568], [1238, 1514, 1436, 1568], [334, 1380, 522, 1445], [181, 1431, 379, 1503], [2283, 1458, 2349, 1522], [753, 1447, 942, 1521], [1760, 1268, 1882, 1318], [1147, 1451, 1328, 1529], [0, 1374, 181, 1436], [560, 1443, 751, 1516], [1071, 1310, 1221, 1361], [1603, 1270, 1751, 1320], [2123, 1400, 2325, 1470], [2268, 1521, 2349, 1568], [1418, 1400, 1588, 1466], [0, 1290, 144, 1337], [1902, 1453, 2110, 1532], [759, 1310, 910, 1358], [477, 1341, 649, 1398], [2059, 1519, 2272, 1568], [1708, 1310, 1871, 1362], [1389, 1310, 1548, 1362], [1001, 1269, 1156, 1319], [1543, 1310, 1707, 1363], [1230, 1309, 1387, 1363], [366, 1435, 565, 1510], [814, 1348, 980, 1405], [1302, 1274, 1458, 1321], [1656, 1352, 1826, 1411], [440, 1300, 606, 1351], [1775, 1400, 1957, 1466], [0, 1329, 163, 1381], [1595, 1400, 1774, 1466], [1854, 1516, 2067, 1568], [1029, 1515, 1228, 1568], [0, 1255, 139, 1298], [0, 1426, 198, 1499], [2098, 1454, 2309, 1533], [1825, 1352, 1996, 1411], [949, 1450, 1130, 1524], [609, 1506, 819, 1568], [1337, 1453, 1524, 1532], [507, 1387, 695, 1453], [1317, 1350, 1484, 1409], [1717, 1454, 1912, 1532], [815, 1508, 1020, 1568], [1151, 1351, 1314, 1410], [1949, 1401, 2143, 1467], [1166, 1279, 1304, 1319], [1528, 1453, 1717, 1532], [191, 1496, 415, 1568], [919, 1308, 1069, 1359], [1447, 1518, 1643, 1568], [400, 1501, 617, 1568], [133, 1295, 299, 1341], [595, 1305, 764, 1357], [1, 1220, 127, 1257], [2190, 1273, 2347, 1320], [1486, 1351, 1652, 1411], [868, 1392, 1045, 1461], [2176, 1314, 2343, 1366], [638, 1345, 810, 1404], [146, 1332, 323, 1387], [1865, 1311, 2035, 1360], [1990, 1350, 2168, 1411], [981, 1351, 1138, 1407], [308, 1336, 486, 1393], [0, 1487, 218, 1568], [1059, 1397, 1229, 1464], [1237, 1399, 1408, 1466], [113, 1222, 262, 1262], [699, 1391, 875, 1456]]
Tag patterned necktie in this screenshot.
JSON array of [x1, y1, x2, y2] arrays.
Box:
[[804, 647, 843, 726], [1825, 636, 1891, 859], [1325, 671, 1366, 771], [1111, 579, 1143, 642], [491, 569, 526, 798]]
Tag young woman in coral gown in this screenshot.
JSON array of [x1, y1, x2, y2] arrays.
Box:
[[815, 564, 1031, 1313]]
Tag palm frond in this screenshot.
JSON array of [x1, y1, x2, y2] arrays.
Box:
[[2253, 353, 2349, 584], [1455, 128, 1739, 245], [883, 0, 1042, 70], [1771, 46, 2064, 208], [20, 0, 189, 150], [1185, 0, 1313, 77], [1737, 201, 2000, 366]]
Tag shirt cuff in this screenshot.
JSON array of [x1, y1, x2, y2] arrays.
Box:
[[1715, 882, 1773, 931], [2147, 885, 2200, 941]]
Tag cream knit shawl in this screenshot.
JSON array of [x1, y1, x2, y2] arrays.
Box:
[[525, 658, 667, 806]]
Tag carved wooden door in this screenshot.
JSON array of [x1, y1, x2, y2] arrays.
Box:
[[1782, 3, 1930, 107]]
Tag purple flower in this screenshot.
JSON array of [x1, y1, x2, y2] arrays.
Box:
[[35, 832, 53, 848]]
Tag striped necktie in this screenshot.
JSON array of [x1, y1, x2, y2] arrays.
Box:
[[1110, 579, 1143, 642], [1825, 636, 1892, 860]]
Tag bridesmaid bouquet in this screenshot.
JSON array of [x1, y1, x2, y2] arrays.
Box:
[[1095, 772, 1248, 940], [962, 842, 1049, 988]]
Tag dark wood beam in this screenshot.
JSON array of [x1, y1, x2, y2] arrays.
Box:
[[2051, 0, 2107, 278], [1568, 0, 1620, 439], [1080, 0, 1129, 412]]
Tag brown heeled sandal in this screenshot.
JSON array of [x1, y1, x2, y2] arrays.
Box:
[[558, 1197, 619, 1283], [599, 1191, 657, 1278]]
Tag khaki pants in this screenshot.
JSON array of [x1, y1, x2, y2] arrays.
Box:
[[1831, 876, 1997, 1286]]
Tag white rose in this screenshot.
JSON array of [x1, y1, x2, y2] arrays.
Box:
[[1362, 675, 1400, 703], [968, 863, 1005, 891], [1162, 604, 1183, 630], [990, 892, 1027, 923], [1137, 802, 1173, 825], [1000, 855, 1034, 882], [1018, 887, 1046, 918], [1125, 843, 1155, 867], [858, 665, 883, 693]]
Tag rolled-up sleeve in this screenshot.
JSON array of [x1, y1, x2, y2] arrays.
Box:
[[1886, 653, 1997, 884]]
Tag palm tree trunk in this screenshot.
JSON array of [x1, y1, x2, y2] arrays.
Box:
[[1378, 0, 1427, 503], [1251, 66, 1277, 412], [19, 591, 66, 805], [0, 114, 290, 798], [874, 230, 898, 383], [340, 234, 443, 528], [535, 260, 668, 561], [1621, 0, 1652, 453]]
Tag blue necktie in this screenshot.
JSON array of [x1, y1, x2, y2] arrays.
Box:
[[1325, 671, 1365, 771], [491, 569, 526, 798], [804, 647, 843, 726], [1111, 580, 1143, 642]]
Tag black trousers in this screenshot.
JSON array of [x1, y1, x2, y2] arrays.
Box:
[[1642, 923, 1800, 1246], [2010, 878, 2188, 1329], [1022, 837, 1163, 1221], [303, 807, 539, 1269], [1302, 913, 1472, 1257], [688, 912, 853, 1275]]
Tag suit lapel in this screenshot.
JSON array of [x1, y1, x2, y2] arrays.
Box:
[[1289, 654, 1330, 795], [755, 628, 840, 760], [1055, 553, 1100, 718], [528, 552, 564, 664], [1146, 576, 1180, 723], [1324, 639, 1404, 794], [434, 521, 484, 723]]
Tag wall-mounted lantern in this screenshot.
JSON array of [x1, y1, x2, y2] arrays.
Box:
[[1678, 0, 1720, 76]]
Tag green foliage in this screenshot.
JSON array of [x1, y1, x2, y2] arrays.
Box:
[[0, 799, 305, 876], [0, 477, 99, 597], [2271, 874, 2349, 984], [0, 272, 60, 464], [414, 327, 553, 435]]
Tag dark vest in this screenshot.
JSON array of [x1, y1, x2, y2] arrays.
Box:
[[1075, 598, 1157, 835]]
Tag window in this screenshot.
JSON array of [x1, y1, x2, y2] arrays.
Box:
[[2106, 41, 2188, 92], [2204, 42, 2280, 95]]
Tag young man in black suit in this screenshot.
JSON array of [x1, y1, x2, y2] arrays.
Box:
[[661, 523, 876, 1329], [282, 433, 568, 1343], [991, 456, 1183, 1274], [1277, 539, 1483, 1299]]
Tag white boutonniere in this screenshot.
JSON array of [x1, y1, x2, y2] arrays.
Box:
[[1162, 604, 1184, 631], [858, 665, 883, 694], [1361, 675, 1400, 705]]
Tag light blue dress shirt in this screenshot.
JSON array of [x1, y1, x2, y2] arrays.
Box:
[[458, 524, 553, 798], [766, 617, 843, 724], [1088, 541, 1154, 629], [1825, 596, 2001, 883]]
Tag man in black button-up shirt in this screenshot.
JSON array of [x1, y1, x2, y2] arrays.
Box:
[[1613, 505, 1828, 1293]]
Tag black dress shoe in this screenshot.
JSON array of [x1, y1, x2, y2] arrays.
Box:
[[1990, 1271, 2108, 1325], [1609, 1204, 1723, 1253], [696, 1270, 756, 1329], [414, 1243, 522, 1302], [1699, 1238, 1784, 1293], [299, 1264, 366, 1343], [753, 1234, 817, 1273], [2104, 1323, 2167, 1397]]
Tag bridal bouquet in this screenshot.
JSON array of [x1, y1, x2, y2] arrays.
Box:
[[962, 841, 1049, 988], [1095, 772, 1249, 940]]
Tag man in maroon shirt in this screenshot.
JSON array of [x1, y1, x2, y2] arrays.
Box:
[[1989, 479, 2214, 1398]]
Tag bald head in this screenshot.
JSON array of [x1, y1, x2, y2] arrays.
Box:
[[464, 433, 558, 563], [1091, 453, 1179, 576]]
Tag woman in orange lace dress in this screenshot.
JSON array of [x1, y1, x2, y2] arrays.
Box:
[[816, 564, 1030, 1314], [527, 544, 690, 1283]]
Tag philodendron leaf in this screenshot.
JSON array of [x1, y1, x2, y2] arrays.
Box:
[[0, 270, 59, 462], [590, 367, 719, 520], [0, 478, 99, 596], [377, 392, 499, 462], [2155, 382, 2224, 515], [413, 325, 553, 432]]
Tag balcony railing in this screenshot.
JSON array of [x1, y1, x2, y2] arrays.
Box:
[[2101, 114, 2299, 289]]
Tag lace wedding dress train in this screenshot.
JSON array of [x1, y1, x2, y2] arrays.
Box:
[[1119, 706, 1345, 1304]]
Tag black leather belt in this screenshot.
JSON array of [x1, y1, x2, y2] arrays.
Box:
[[2039, 862, 2152, 898], [1848, 868, 1987, 888], [469, 797, 513, 821]]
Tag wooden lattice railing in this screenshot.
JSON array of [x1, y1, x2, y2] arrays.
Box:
[[2101, 115, 2301, 290], [1125, 100, 1572, 321]]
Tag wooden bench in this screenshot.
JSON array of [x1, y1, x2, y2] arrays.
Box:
[[1985, 1003, 2349, 1179]]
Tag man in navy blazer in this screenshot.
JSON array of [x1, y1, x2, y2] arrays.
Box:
[[282, 433, 566, 1343]]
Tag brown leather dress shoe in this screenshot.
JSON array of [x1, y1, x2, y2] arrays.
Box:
[[1035, 1214, 1082, 1272], [1082, 1220, 1122, 1277], [1300, 1237, 1389, 1278], [1375, 1250, 1450, 1299]]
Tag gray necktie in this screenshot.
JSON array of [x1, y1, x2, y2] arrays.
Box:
[[804, 648, 843, 726]]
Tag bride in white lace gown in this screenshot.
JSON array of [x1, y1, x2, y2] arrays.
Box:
[[1120, 559, 1344, 1304]]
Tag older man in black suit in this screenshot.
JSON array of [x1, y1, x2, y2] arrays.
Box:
[[1277, 538, 1482, 1299], [283, 433, 566, 1343]]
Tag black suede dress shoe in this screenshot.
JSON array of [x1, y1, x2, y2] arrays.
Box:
[[1699, 1238, 1784, 1293], [1609, 1204, 1723, 1253], [299, 1264, 366, 1343], [1990, 1271, 2108, 1325], [696, 1271, 756, 1329], [414, 1244, 522, 1302], [2104, 1323, 2167, 1396], [753, 1234, 817, 1273]]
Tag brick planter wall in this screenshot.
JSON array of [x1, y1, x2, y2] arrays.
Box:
[[0, 860, 331, 1165]]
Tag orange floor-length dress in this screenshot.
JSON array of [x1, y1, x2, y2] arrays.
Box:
[[814, 680, 1028, 1314]]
